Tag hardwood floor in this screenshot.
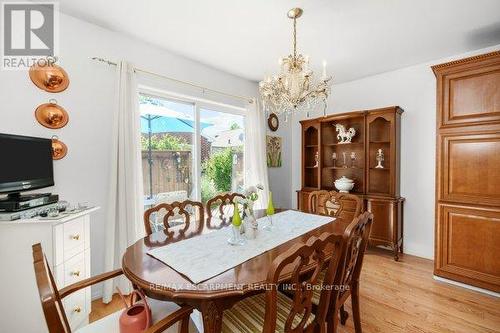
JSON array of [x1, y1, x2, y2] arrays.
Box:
[[90, 248, 500, 332]]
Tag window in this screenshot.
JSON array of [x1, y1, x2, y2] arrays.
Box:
[[139, 92, 245, 213]]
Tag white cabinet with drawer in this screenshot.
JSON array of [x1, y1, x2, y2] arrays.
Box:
[[0, 207, 98, 332]]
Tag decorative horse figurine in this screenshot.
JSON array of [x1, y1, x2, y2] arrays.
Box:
[[334, 124, 356, 143]]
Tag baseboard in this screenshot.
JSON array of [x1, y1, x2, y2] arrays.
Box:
[[402, 242, 434, 260], [91, 289, 103, 301], [433, 275, 500, 297]]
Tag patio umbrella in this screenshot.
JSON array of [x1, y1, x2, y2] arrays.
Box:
[[140, 111, 212, 198]]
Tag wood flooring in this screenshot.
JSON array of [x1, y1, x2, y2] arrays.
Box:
[[90, 248, 500, 332]]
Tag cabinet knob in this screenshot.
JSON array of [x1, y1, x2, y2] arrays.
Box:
[[71, 234, 80, 241], [73, 306, 82, 313], [71, 270, 81, 277]]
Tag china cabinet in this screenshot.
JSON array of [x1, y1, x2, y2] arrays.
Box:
[[298, 106, 404, 260]]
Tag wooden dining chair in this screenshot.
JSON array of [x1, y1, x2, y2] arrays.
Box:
[[143, 200, 204, 238], [221, 232, 344, 333], [32, 243, 194, 333], [308, 190, 362, 223], [310, 211, 374, 333], [205, 192, 245, 229]]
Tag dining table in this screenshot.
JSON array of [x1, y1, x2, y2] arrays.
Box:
[[121, 208, 350, 333]]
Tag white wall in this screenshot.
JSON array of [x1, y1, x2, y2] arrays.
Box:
[[0, 11, 258, 304], [287, 44, 500, 260]]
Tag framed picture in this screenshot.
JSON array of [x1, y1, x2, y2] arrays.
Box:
[[266, 135, 282, 167]]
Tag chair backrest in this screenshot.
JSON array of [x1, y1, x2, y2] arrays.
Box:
[[308, 190, 362, 223], [263, 232, 344, 333], [32, 243, 71, 333], [143, 200, 204, 239], [331, 211, 373, 304], [205, 192, 245, 229]]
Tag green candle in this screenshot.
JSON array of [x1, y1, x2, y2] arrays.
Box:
[[266, 191, 275, 216], [232, 202, 242, 226]]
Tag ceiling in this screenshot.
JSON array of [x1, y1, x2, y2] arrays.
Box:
[[58, 0, 500, 83]]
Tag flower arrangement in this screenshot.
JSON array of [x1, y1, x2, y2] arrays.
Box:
[[238, 184, 264, 216], [234, 184, 264, 238]]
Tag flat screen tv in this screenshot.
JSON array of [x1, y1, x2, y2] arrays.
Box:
[[0, 133, 54, 197]]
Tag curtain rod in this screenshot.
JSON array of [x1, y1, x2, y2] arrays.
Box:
[[91, 57, 254, 104]]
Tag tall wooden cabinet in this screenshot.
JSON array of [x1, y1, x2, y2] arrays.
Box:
[[433, 51, 500, 292], [297, 106, 405, 260]]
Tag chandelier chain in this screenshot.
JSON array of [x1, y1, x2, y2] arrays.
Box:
[[293, 17, 297, 61]]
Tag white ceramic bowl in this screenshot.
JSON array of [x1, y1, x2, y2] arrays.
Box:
[[334, 177, 355, 193]]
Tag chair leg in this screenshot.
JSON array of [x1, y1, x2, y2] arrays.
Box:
[[351, 283, 362, 333], [339, 304, 349, 325], [326, 308, 339, 333], [178, 315, 190, 333]]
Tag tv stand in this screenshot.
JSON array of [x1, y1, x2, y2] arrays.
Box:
[[0, 193, 58, 212]]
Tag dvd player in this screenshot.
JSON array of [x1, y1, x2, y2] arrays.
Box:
[[0, 194, 59, 212]]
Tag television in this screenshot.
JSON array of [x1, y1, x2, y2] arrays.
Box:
[[0, 133, 54, 198]]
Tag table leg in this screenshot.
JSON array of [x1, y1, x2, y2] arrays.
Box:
[[200, 301, 223, 333]]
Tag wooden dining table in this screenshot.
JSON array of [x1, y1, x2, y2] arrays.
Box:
[[122, 209, 350, 333]]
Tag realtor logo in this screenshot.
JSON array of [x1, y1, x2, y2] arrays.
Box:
[[2, 2, 59, 70]]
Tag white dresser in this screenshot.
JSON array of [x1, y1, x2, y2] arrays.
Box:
[[0, 207, 98, 332]]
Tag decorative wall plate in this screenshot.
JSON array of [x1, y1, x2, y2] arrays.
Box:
[[35, 99, 69, 129], [29, 63, 69, 93], [51, 136, 68, 160], [267, 113, 279, 131]]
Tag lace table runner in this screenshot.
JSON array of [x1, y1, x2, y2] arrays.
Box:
[[147, 210, 335, 284]]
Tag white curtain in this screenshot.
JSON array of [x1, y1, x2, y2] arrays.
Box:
[[244, 99, 270, 209], [103, 61, 144, 303]]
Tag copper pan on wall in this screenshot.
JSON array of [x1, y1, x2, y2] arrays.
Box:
[[29, 63, 69, 93], [51, 136, 68, 160], [35, 99, 69, 129]]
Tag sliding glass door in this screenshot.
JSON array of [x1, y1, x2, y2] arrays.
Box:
[[138, 92, 246, 211]]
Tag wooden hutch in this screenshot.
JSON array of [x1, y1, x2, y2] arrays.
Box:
[[297, 106, 404, 260]]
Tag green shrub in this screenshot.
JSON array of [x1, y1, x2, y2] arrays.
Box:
[[203, 148, 233, 192], [201, 175, 218, 203]]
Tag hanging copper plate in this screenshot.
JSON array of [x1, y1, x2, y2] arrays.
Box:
[[51, 136, 68, 160], [29, 63, 69, 93], [35, 100, 69, 129]]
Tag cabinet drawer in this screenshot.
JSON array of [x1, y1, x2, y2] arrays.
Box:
[[63, 251, 86, 286], [63, 217, 86, 259], [64, 289, 88, 330]]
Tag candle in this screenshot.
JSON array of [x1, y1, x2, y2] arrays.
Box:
[[322, 60, 327, 79]]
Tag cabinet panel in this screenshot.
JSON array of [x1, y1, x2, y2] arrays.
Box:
[[439, 59, 500, 127], [367, 199, 392, 243], [441, 132, 500, 206], [436, 204, 500, 291]]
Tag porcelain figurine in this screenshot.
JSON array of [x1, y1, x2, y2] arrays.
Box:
[[334, 124, 356, 144], [376, 148, 385, 168]]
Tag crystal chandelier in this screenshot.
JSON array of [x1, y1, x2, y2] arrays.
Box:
[[259, 8, 332, 120]]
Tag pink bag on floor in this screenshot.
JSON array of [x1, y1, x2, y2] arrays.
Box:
[[116, 287, 151, 333]]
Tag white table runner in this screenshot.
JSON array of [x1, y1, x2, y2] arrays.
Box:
[[147, 210, 334, 284]]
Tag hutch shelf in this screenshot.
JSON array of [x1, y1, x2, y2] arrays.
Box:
[[298, 106, 404, 260]]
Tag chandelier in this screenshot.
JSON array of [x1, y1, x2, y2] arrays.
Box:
[[259, 8, 332, 120]]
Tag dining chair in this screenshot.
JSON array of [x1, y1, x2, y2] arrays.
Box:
[[311, 211, 374, 333], [143, 200, 204, 239], [221, 232, 344, 333], [308, 190, 362, 223], [205, 192, 245, 229], [32, 243, 194, 333]]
